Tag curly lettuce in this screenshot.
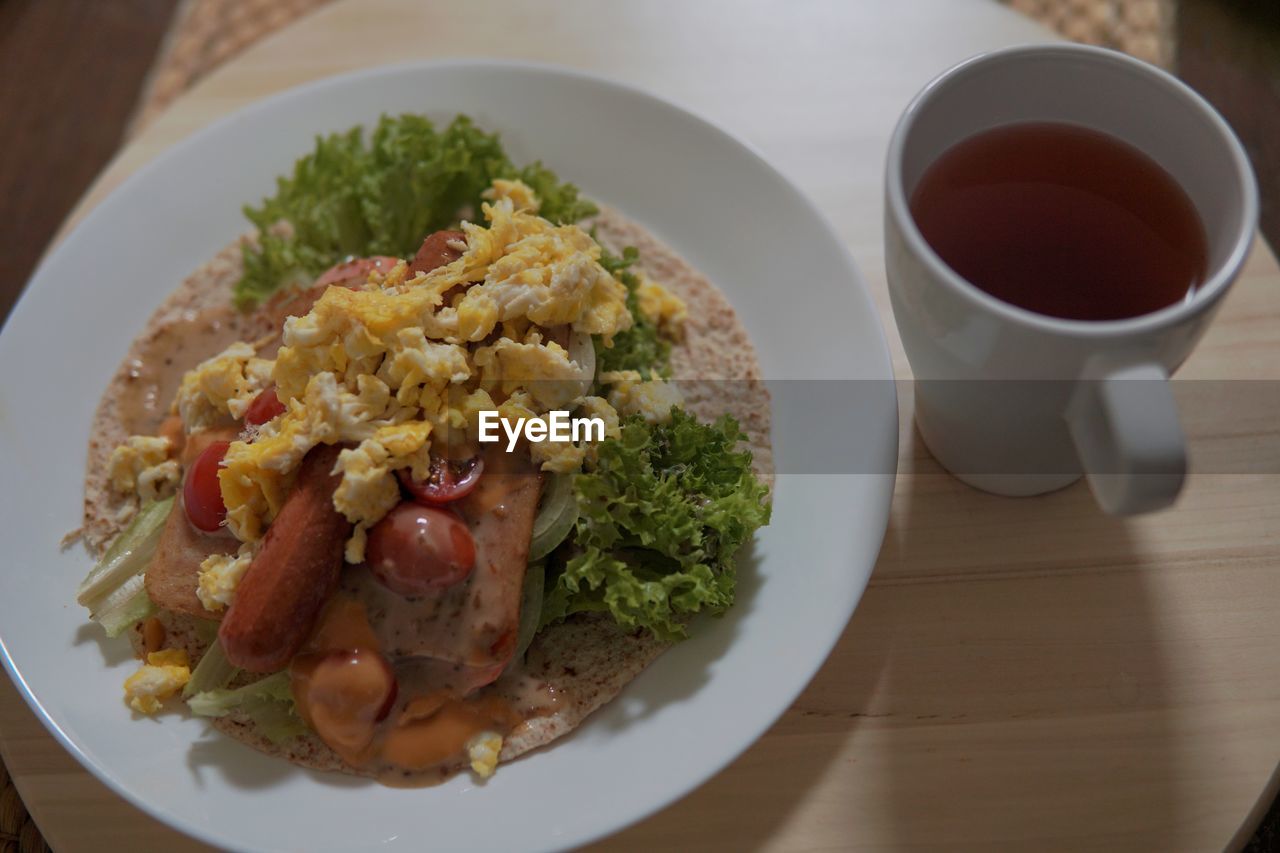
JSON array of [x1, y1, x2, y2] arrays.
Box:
[[236, 114, 597, 308], [595, 245, 671, 378], [541, 410, 771, 642]]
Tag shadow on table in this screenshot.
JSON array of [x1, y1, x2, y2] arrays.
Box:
[[595, 597, 891, 850], [599, 419, 1186, 849], [595, 499, 894, 849], [865, 423, 1182, 849]]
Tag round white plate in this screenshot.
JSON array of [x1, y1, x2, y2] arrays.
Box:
[[0, 61, 896, 853]]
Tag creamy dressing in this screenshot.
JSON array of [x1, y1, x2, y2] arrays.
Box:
[[373, 658, 559, 787], [342, 446, 541, 667], [116, 305, 258, 435], [293, 594, 560, 787], [145, 498, 237, 618]]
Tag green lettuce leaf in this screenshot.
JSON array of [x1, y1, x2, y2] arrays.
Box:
[[541, 410, 771, 641], [187, 671, 307, 744], [513, 161, 598, 225], [594, 246, 670, 378], [236, 114, 596, 308]]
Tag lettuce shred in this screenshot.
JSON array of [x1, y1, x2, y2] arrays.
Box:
[[187, 671, 307, 744], [595, 246, 670, 378], [541, 410, 771, 642], [236, 114, 597, 308]]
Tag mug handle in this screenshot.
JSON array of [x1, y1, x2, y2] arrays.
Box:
[[1065, 360, 1187, 515]]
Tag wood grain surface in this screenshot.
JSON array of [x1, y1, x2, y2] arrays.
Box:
[[2, 1, 1278, 850]]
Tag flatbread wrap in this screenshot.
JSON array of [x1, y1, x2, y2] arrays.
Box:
[[78, 114, 772, 785]]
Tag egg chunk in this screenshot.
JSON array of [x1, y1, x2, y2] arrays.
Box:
[[197, 543, 256, 612], [107, 435, 180, 502], [602, 371, 682, 424], [123, 649, 191, 714], [173, 341, 273, 432], [635, 272, 687, 339], [466, 731, 504, 779]]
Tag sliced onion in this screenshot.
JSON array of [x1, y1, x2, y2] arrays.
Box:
[[92, 575, 156, 638], [567, 330, 596, 397], [528, 473, 578, 562]]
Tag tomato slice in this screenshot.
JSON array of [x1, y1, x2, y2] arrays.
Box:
[[314, 255, 402, 289], [365, 503, 476, 596], [397, 455, 483, 505], [244, 386, 286, 426], [184, 440, 231, 532]]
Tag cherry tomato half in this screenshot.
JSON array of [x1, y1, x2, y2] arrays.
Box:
[[314, 255, 402, 289], [366, 503, 476, 596], [244, 386, 286, 426], [397, 455, 483, 505], [184, 440, 231, 532]]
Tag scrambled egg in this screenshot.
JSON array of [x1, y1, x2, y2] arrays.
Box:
[[602, 371, 682, 424], [465, 731, 504, 779], [635, 272, 687, 339], [174, 341, 273, 432], [123, 649, 190, 714], [484, 178, 538, 211], [527, 395, 623, 473], [118, 178, 684, 566], [196, 543, 256, 612], [219, 183, 634, 557], [107, 435, 180, 502]]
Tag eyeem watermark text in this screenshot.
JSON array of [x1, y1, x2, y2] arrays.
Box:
[[477, 411, 605, 452]]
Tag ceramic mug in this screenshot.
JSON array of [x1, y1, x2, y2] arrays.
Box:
[[885, 44, 1258, 515]]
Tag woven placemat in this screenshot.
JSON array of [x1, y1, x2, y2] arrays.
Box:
[[1009, 0, 1174, 65], [129, 0, 1173, 134], [1, 759, 46, 853], [1, 2, 1170, 851], [130, 0, 335, 133]]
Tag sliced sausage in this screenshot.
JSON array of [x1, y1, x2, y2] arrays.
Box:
[[257, 236, 460, 351], [315, 255, 401, 289], [218, 445, 352, 672], [409, 230, 465, 275]]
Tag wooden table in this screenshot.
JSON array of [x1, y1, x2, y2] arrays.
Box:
[[4, 0, 1279, 849]]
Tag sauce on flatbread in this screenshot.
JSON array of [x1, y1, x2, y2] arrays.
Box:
[[115, 304, 257, 435], [346, 445, 540, 666], [292, 594, 559, 786]]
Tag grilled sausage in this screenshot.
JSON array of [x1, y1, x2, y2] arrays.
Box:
[[212, 232, 466, 669], [218, 445, 352, 672], [409, 230, 465, 275]]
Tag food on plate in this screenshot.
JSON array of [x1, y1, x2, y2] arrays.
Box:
[[79, 114, 772, 784]]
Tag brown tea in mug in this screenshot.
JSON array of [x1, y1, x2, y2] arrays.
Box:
[[909, 122, 1209, 321]]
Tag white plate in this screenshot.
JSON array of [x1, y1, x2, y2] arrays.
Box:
[[0, 61, 896, 852]]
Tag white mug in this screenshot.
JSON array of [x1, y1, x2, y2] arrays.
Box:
[[884, 44, 1258, 515]]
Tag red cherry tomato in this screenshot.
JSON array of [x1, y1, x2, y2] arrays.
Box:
[[314, 255, 402, 289], [184, 440, 231, 532], [366, 503, 476, 596], [244, 386, 286, 426], [396, 455, 483, 505]]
